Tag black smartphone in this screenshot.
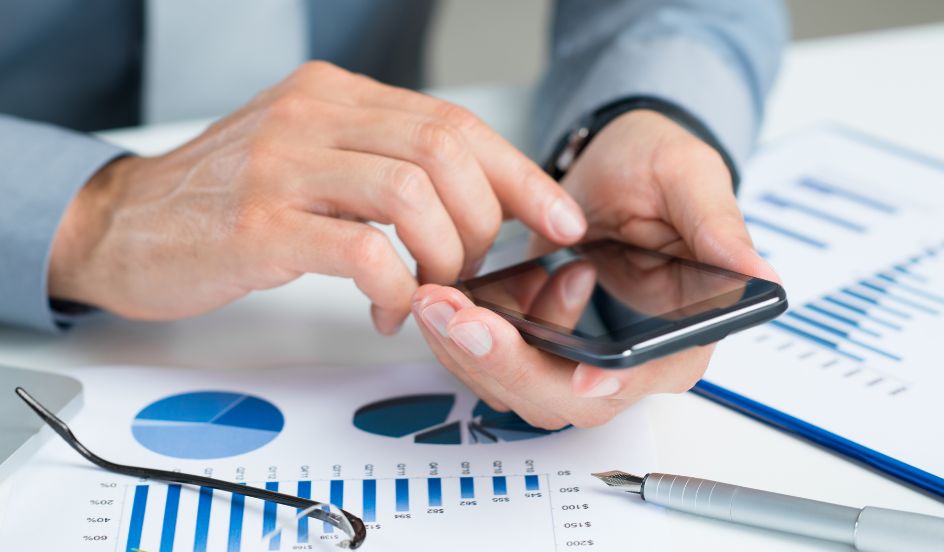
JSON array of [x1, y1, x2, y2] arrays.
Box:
[[458, 240, 787, 368]]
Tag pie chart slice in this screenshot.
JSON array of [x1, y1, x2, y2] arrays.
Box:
[[132, 391, 284, 459]]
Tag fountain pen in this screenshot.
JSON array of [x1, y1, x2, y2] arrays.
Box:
[[592, 470, 944, 552]]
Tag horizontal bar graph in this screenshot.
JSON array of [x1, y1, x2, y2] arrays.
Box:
[[744, 213, 829, 249], [798, 176, 897, 214], [764, 244, 944, 375], [123, 474, 547, 551]]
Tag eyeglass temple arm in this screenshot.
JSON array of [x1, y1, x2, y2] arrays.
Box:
[[15, 387, 366, 549]]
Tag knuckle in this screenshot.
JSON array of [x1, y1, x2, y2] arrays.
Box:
[[464, 202, 502, 247], [351, 227, 392, 273], [569, 403, 620, 428], [387, 162, 433, 212], [436, 103, 480, 132], [296, 59, 342, 81], [414, 122, 463, 163], [267, 90, 311, 122]]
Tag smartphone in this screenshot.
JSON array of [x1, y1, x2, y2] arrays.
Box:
[[458, 240, 787, 368]]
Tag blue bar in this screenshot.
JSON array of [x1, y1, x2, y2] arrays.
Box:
[[861, 281, 939, 314], [893, 264, 929, 283], [297, 481, 311, 544], [525, 475, 540, 491], [159, 485, 182, 552], [428, 478, 442, 507], [806, 304, 881, 337], [769, 320, 864, 362], [842, 289, 911, 319], [227, 490, 244, 552], [760, 193, 866, 232], [460, 477, 475, 499], [395, 479, 410, 512], [362, 480, 377, 522], [126, 485, 149, 552], [823, 296, 902, 330], [323, 480, 344, 534], [264, 482, 280, 551], [879, 273, 944, 304], [194, 487, 213, 552], [743, 214, 828, 249], [798, 177, 897, 214], [788, 312, 901, 362], [492, 476, 507, 496]]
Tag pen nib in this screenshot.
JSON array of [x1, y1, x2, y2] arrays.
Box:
[[591, 470, 644, 494]]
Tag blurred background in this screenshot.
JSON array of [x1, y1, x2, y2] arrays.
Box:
[[427, 0, 944, 87]]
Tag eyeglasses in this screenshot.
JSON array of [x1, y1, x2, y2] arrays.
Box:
[[15, 387, 367, 549]]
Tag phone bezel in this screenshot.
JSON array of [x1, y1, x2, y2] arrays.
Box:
[[459, 240, 788, 368]]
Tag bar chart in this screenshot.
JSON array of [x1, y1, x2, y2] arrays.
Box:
[[702, 127, 944, 490], [117, 473, 555, 551]]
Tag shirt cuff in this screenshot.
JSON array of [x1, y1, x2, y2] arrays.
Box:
[[532, 34, 759, 177], [0, 115, 127, 332]]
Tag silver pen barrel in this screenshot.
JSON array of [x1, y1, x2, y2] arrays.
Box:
[[642, 473, 859, 545], [593, 471, 944, 552]]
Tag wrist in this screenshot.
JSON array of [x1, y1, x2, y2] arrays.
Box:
[[48, 156, 132, 306]]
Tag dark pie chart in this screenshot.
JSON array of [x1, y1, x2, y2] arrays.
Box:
[[353, 394, 567, 445], [132, 391, 284, 459]]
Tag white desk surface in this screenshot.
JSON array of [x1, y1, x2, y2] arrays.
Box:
[[3, 23, 944, 550]]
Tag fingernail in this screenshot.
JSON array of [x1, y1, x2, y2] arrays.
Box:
[[579, 377, 621, 398], [562, 267, 595, 308], [449, 321, 493, 357], [548, 198, 586, 241], [421, 302, 456, 337]]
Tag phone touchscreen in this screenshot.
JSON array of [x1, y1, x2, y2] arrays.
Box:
[[462, 241, 759, 342]]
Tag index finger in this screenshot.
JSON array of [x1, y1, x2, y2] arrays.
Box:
[[312, 71, 588, 246]]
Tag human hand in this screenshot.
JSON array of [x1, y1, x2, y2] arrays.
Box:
[[48, 62, 587, 333], [412, 109, 778, 429]]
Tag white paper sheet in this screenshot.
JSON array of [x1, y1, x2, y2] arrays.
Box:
[[706, 126, 944, 482], [0, 363, 666, 551]]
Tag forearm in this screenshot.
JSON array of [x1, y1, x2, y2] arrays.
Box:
[[533, 0, 789, 174], [0, 115, 126, 332]]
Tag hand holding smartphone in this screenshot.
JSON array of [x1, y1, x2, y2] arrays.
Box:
[[458, 240, 787, 368]]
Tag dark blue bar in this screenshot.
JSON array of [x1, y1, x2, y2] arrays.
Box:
[[798, 177, 897, 214], [194, 487, 213, 552], [492, 476, 507, 496], [460, 477, 475, 499], [806, 304, 881, 337], [885, 276, 944, 304], [395, 479, 410, 512], [264, 482, 280, 551], [842, 289, 911, 318], [126, 485, 149, 552], [760, 193, 866, 232], [323, 480, 344, 534], [428, 478, 442, 507], [525, 475, 540, 491], [769, 320, 864, 362], [297, 481, 311, 544], [743, 214, 828, 249], [363, 480, 377, 522], [227, 489, 244, 552], [823, 296, 902, 330], [861, 281, 939, 314], [159, 485, 182, 552], [787, 311, 849, 338]]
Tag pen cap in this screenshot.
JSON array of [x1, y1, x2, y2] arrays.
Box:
[[853, 507, 944, 552]]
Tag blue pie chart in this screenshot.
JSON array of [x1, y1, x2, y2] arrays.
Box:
[[132, 391, 284, 459]]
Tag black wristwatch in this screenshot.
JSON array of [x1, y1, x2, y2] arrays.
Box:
[[544, 96, 741, 193]]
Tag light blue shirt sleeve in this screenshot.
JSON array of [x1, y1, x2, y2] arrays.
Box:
[[533, 0, 789, 171], [0, 115, 126, 332]]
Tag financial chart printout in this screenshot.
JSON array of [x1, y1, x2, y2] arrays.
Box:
[[705, 126, 944, 486], [0, 363, 666, 551]]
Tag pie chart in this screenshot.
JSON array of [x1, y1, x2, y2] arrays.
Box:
[[132, 391, 284, 459], [353, 394, 567, 445]]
